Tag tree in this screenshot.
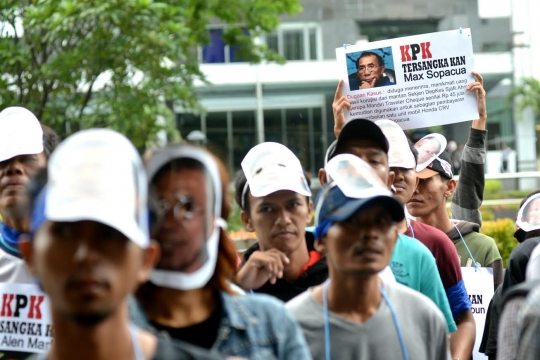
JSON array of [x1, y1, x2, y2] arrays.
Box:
[[509, 77, 540, 122], [0, 0, 301, 148]]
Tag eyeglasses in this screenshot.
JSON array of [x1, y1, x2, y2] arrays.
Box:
[[158, 195, 206, 221], [358, 64, 379, 73]]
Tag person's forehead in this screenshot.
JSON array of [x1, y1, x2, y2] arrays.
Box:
[[249, 189, 304, 206], [359, 55, 377, 64]]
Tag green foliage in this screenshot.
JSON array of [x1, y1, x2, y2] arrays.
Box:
[[0, 0, 301, 148], [480, 207, 495, 221], [508, 77, 540, 120], [484, 180, 503, 195], [228, 200, 245, 232], [480, 218, 517, 267]]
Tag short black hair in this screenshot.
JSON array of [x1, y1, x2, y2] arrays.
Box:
[[41, 124, 61, 159], [408, 138, 419, 166], [234, 170, 311, 215], [356, 51, 385, 69]]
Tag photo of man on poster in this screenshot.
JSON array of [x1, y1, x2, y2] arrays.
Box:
[[348, 48, 396, 90]]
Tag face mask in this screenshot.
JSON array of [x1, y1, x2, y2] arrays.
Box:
[[147, 147, 226, 291]]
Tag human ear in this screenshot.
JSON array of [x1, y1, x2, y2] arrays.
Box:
[[306, 200, 314, 224], [241, 211, 254, 232], [445, 179, 457, 198], [318, 168, 328, 187], [314, 237, 327, 254], [387, 170, 396, 190], [137, 240, 161, 284]]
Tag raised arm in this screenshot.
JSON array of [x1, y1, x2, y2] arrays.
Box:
[[451, 71, 487, 227]]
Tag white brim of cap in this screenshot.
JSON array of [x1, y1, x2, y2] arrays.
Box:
[[45, 200, 148, 249], [249, 179, 312, 198], [0, 143, 43, 163]]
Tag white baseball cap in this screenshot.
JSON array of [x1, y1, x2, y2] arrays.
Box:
[[41, 129, 149, 248], [0, 107, 44, 162], [375, 119, 416, 170], [241, 142, 311, 202]]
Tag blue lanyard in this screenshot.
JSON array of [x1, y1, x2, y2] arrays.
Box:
[[322, 279, 409, 360], [452, 222, 478, 270]]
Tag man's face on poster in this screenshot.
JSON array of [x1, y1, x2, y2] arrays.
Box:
[[357, 55, 385, 85], [525, 198, 540, 225], [416, 139, 441, 165]]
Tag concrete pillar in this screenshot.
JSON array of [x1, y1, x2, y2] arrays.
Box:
[[512, 0, 537, 189]]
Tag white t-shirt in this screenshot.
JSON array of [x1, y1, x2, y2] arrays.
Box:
[[0, 248, 34, 283]]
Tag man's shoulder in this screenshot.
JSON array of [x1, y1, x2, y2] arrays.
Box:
[[386, 283, 446, 321], [395, 234, 435, 266], [463, 231, 497, 247], [511, 238, 540, 260], [286, 289, 317, 315], [411, 220, 452, 241], [223, 291, 294, 324]]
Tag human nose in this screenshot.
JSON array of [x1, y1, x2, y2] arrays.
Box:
[[275, 208, 292, 226], [4, 158, 24, 175], [73, 239, 100, 264]]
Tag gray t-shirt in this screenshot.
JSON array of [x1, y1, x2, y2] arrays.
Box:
[[286, 282, 451, 360]]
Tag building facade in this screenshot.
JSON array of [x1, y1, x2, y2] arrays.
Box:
[[177, 0, 516, 176]]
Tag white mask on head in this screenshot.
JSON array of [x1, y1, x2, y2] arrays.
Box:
[[147, 146, 226, 291]]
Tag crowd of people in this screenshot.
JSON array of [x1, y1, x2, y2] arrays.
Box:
[[0, 71, 538, 360]]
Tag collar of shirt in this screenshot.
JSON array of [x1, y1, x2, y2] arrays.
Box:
[[0, 222, 24, 258]]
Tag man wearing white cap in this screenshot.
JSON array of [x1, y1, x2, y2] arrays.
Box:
[[0, 106, 60, 283], [20, 129, 222, 360], [234, 142, 328, 302]]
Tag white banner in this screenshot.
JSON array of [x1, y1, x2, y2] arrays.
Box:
[[461, 267, 494, 360], [0, 283, 51, 354], [335, 29, 479, 130]]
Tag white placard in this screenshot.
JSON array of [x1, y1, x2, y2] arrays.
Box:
[[0, 283, 51, 354], [336, 29, 479, 130], [461, 267, 494, 360]]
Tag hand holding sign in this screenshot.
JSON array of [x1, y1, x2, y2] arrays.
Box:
[[468, 71, 487, 129], [332, 80, 350, 138]]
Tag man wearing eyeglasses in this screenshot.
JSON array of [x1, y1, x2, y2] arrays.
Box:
[[350, 52, 395, 90]]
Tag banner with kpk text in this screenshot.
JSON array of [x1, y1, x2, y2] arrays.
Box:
[[335, 28, 480, 129], [0, 283, 51, 355]]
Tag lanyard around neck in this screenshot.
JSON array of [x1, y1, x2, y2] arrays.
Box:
[[322, 279, 409, 360]]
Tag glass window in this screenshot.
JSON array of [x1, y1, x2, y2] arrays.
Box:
[[266, 32, 279, 53], [264, 109, 283, 144], [176, 113, 200, 138], [286, 108, 310, 171], [283, 30, 305, 61], [206, 112, 228, 163], [359, 20, 438, 42], [202, 29, 225, 64], [482, 42, 511, 53], [311, 108, 324, 174], [264, 25, 321, 61], [309, 28, 318, 60], [232, 111, 257, 171]]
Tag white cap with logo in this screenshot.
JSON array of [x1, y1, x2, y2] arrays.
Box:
[[241, 142, 311, 204], [44, 128, 149, 248], [0, 107, 44, 162]]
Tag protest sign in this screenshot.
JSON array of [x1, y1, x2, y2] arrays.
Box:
[[0, 283, 51, 355], [336, 29, 479, 129], [461, 267, 494, 360]]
